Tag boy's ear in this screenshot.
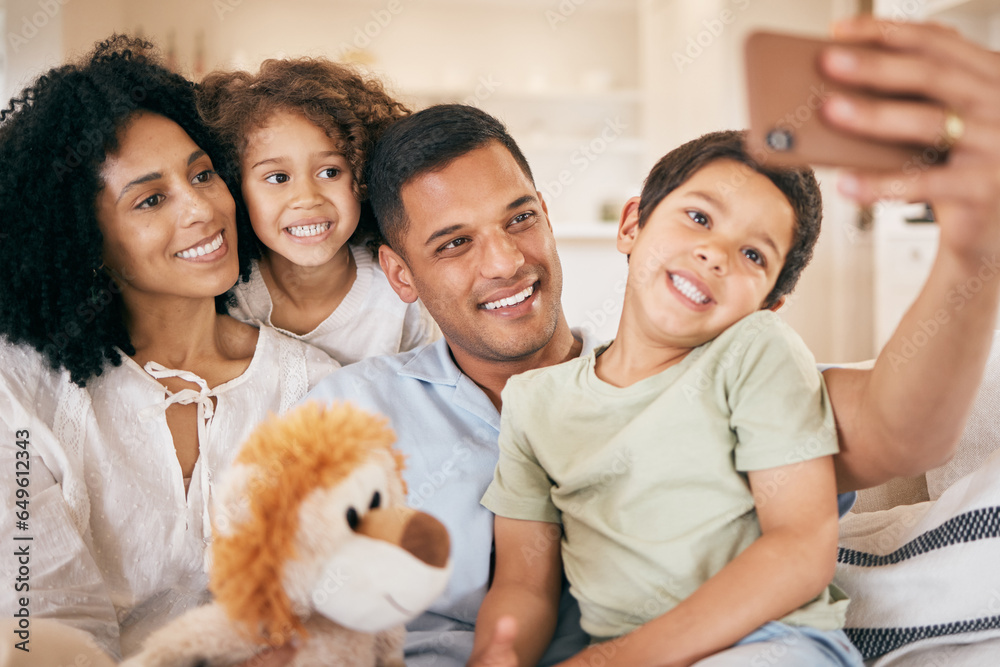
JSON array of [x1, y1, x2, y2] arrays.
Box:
[[766, 295, 786, 312], [379, 245, 419, 304], [617, 196, 642, 256]]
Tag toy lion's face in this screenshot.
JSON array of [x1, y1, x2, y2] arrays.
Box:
[[210, 402, 450, 641]]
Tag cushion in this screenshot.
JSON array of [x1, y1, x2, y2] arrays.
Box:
[[836, 447, 1000, 663]]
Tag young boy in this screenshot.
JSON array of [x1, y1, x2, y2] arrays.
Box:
[[472, 130, 864, 667]]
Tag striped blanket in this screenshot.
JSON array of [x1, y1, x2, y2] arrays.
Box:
[[835, 447, 1000, 665]]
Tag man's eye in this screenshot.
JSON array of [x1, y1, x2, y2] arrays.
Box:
[[511, 211, 535, 225], [743, 248, 765, 266], [319, 167, 341, 179], [264, 173, 289, 184], [440, 237, 469, 252], [137, 194, 164, 209], [192, 169, 216, 185], [687, 210, 709, 226]]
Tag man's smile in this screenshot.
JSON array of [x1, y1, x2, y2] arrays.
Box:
[[481, 283, 536, 311]]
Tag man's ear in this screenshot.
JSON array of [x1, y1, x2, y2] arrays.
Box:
[[617, 196, 642, 256], [537, 190, 552, 230], [766, 295, 786, 312], [379, 245, 419, 304]]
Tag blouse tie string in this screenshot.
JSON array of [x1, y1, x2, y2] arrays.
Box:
[[138, 361, 217, 555], [138, 362, 216, 421]]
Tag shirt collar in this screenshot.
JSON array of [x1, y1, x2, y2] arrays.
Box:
[[397, 337, 460, 386], [395, 326, 607, 387]]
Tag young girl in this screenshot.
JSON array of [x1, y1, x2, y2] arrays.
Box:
[[197, 58, 439, 365]]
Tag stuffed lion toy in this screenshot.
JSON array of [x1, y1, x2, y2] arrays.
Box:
[[122, 402, 451, 667]]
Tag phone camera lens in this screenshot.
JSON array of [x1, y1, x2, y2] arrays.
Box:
[[765, 128, 794, 152]]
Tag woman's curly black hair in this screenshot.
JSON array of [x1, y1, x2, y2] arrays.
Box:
[[0, 34, 249, 386], [196, 57, 410, 259]]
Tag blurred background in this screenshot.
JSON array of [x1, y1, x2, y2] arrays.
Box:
[[2, 0, 998, 360]]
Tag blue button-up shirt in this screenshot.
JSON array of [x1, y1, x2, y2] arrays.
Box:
[[304, 332, 600, 666]]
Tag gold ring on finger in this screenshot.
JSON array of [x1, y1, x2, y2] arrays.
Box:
[[941, 108, 965, 150]]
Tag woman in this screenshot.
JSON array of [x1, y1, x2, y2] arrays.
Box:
[[0, 36, 336, 661]]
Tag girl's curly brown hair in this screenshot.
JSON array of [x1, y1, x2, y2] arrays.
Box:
[[0, 34, 247, 386], [197, 58, 410, 258]]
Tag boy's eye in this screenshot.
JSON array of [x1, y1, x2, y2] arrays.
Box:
[[137, 194, 164, 209], [264, 173, 289, 185], [743, 248, 765, 266], [687, 210, 709, 226], [319, 167, 341, 179]]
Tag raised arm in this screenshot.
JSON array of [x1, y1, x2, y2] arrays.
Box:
[[468, 516, 563, 667], [818, 18, 1000, 491]]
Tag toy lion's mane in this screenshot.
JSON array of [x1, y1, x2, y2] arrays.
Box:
[[210, 402, 405, 644]]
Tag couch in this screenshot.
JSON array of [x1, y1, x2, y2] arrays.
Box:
[[836, 333, 1000, 665]]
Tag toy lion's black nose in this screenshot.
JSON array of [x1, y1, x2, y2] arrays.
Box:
[[400, 511, 450, 568]]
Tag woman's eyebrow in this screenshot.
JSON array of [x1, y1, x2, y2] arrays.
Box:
[[116, 150, 207, 203]]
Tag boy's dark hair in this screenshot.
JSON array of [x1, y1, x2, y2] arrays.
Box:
[[366, 104, 534, 255], [0, 34, 247, 386], [639, 130, 822, 309], [198, 58, 409, 258]]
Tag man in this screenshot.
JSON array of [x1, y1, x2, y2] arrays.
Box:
[[307, 104, 594, 666], [305, 17, 1000, 667]]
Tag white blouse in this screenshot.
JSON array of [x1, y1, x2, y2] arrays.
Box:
[[0, 326, 338, 659], [229, 243, 440, 365]]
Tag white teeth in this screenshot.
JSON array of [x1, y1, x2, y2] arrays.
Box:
[[176, 233, 223, 259], [671, 274, 710, 304], [287, 222, 331, 238], [482, 285, 534, 311]]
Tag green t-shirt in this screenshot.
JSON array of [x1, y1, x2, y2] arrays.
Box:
[[481, 310, 848, 639]]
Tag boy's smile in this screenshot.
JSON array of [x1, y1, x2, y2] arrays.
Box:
[[616, 159, 797, 353]]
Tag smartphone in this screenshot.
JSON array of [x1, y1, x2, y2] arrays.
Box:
[[744, 30, 944, 172]]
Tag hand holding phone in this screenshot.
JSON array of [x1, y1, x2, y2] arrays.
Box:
[[744, 30, 946, 172]]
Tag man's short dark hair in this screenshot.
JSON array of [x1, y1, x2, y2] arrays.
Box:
[[639, 130, 822, 309], [366, 104, 534, 254]]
